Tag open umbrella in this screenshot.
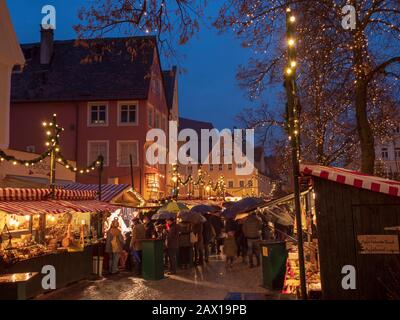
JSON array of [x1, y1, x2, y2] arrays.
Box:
[[178, 211, 206, 223], [159, 201, 189, 213], [152, 211, 176, 220], [190, 204, 217, 214], [263, 205, 294, 226], [221, 197, 267, 219]]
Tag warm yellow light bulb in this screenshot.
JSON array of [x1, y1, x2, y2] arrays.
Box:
[[288, 38, 295, 46], [290, 16, 296, 22], [13, 161, 17, 165], [290, 61, 297, 68], [42, 122, 47, 127], [286, 67, 293, 75]]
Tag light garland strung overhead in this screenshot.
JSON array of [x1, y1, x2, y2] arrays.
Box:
[[0, 114, 103, 174]]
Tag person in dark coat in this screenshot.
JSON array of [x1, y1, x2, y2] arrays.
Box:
[[143, 216, 155, 239], [225, 218, 238, 233], [178, 221, 192, 269], [192, 222, 204, 265], [236, 221, 247, 263], [209, 215, 224, 254], [202, 215, 214, 263], [166, 218, 179, 274], [123, 230, 132, 271]]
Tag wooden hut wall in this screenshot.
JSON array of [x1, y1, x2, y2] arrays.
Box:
[[313, 177, 400, 300]]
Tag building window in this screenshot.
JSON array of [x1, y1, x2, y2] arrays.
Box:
[[395, 126, 400, 134], [219, 164, 223, 171], [88, 103, 108, 126], [239, 180, 245, 188], [395, 148, 400, 159], [88, 141, 109, 166], [209, 164, 213, 171], [381, 147, 389, 160], [228, 164, 232, 170], [148, 106, 154, 127], [117, 141, 139, 167], [118, 102, 138, 125], [228, 180, 234, 188], [248, 180, 253, 187]]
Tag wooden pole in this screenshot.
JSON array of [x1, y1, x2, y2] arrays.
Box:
[[130, 154, 135, 189], [285, 7, 307, 300], [49, 114, 57, 198], [98, 155, 103, 201]]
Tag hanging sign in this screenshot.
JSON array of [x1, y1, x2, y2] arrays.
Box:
[[357, 235, 400, 254]]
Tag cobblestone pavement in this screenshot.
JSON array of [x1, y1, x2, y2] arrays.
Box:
[[36, 254, 289, 300]]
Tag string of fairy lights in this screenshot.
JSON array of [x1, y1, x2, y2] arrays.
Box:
[[170, 164, 226, 198], [0, 114, 103, 175]]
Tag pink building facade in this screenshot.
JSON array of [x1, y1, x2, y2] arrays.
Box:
[[10, 31, 171, 200]]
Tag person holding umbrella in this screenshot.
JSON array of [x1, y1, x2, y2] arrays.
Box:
[[165, 217, 179, 275]]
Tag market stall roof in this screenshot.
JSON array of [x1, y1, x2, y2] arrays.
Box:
[[61, 183, 130, 202], [0, 188, 117, 215], [301, 164, 400, 198]]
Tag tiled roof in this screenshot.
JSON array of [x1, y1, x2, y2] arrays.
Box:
[[11, 36, 157, 102]]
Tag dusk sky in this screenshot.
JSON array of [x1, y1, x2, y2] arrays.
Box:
[[7, 0, 269, 130]]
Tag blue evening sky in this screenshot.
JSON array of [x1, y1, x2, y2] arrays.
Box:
[[7, 0, 275, 130]]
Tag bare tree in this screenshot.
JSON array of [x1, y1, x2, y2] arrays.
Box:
[[215, 0, 400, 174]]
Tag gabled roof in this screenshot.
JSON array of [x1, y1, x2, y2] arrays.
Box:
[[0, 0, 25, 67], [179, 117, 214, 134], [11, 36, 158, 102], [163, 66, 177, 110], [301, 164, 400, 198]]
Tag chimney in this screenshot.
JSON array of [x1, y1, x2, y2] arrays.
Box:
[[40, 26, 54, 65]]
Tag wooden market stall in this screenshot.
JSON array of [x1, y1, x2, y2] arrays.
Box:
[[301, 164, 400, 300], [0, 187, 117, 299]]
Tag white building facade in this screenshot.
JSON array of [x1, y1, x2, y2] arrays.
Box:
[[375, 126, 400, 180]]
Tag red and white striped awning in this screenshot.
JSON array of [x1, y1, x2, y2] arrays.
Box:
[[61, 183, 130, 202], [0, 200, 118, 215], [0, 188, 118, 215], [300, 164, 400, 197], [0, 188, 96, 201]]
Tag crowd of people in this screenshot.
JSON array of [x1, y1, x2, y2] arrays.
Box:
[[104, 211, 276, 276]]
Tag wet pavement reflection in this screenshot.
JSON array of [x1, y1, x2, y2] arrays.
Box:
[[37, 254, 280, 300]]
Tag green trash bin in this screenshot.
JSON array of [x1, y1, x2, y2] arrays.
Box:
[[260, 241, 288, 290], [142, 239, 164, 280]]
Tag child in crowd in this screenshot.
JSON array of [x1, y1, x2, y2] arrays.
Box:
[[223, 231, 237, 270]]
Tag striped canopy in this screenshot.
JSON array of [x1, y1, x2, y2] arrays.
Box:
[[301, 164, 400, 198], [0, 188, 117, 215], [61, 183, 130, 202]]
